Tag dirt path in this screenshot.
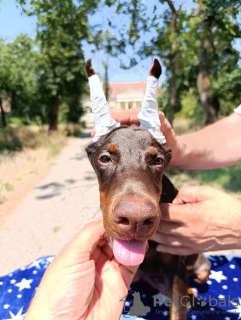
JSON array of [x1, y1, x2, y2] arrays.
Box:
[[0, 126, 101, 276]]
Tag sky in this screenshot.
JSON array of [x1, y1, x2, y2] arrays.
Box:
[[0, 0, 240, 83], [0, 0, 155, 83]]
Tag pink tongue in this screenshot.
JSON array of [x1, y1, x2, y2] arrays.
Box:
[[113, 239, 147, 266]]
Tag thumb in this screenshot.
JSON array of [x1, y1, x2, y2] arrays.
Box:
[[58, 219, 105, 266], [173, 186, 209, 204], [160, 202, 195, 224], [91, 125, 96, 137]]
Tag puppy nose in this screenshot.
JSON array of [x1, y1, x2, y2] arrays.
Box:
[[113, 198, 158, 235]]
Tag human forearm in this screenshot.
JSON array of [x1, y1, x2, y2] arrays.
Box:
[[170, 113, 241, 169]]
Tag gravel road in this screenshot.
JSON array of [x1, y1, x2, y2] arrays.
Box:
[[0, 126, 101, 276]]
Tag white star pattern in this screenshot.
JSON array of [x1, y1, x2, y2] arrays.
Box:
[[15, 278, 33, 292], [227, 297, 241, 319], [206, 255, 216, 261], [209, 270, 227, 283], [46, 256, 55, 263], [225, 254, 241, 262], [3, 307, 26, 320], [27, 260, 43, 270], [1, 255, 241, 320]]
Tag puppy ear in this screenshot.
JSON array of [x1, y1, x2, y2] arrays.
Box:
[[85, 136, 106, 167], [85, 141, 99, 166], [164, 146, 172, 168]]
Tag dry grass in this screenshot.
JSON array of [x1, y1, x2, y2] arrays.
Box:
[[172, 118, 204, 135], [0, 123, 83, 153], [0, 123, 84, 203]]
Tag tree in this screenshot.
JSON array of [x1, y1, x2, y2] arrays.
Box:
[[99, 0, 241, 123], [0, 35, 39, 127], [195, 0, 241, 124], [17, 0, 100, 131]]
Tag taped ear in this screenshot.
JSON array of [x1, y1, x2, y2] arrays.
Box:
[[86, 59, 120, 142], [138, 59, 166, 144]]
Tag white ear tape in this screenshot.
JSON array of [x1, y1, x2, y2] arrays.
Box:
[[89, 74, 120, 142], [138, 75, 166, 144]]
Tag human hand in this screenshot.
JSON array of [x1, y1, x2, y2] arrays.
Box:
[[25, 220, 138, 320], [91, 109, 177, 153], [152, 186, 241, 255], [91, 109, 141, 137]]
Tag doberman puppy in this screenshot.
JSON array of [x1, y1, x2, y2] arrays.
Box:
[[85, 59, 211, 320]]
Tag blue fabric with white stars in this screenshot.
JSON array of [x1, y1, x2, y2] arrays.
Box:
[[0, 255, 241, 320]]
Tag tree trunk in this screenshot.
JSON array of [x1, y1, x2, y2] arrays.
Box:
[[197, 3, 217, 124], [166, 1, 178, 125], [0, 96, 7, 128], [49, 96, 59, 132], [168, 54, 176, 125]]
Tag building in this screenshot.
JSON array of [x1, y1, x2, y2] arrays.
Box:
[[83, 81, 147, 113]]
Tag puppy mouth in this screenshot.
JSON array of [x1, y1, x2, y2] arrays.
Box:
[[110, 236, 148, 266]]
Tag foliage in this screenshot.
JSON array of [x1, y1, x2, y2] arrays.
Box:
[[175, 91, 204, 121], [98, 0, 241, 121], [0, 35, 40, 125], [15, 0, 101, 129], [187, 163, 241, 194]]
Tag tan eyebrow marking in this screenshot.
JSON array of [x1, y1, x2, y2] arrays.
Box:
[[108, 144, 118, 153], [149, 147, 157, 156]]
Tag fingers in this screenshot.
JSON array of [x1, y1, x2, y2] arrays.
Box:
[[155, 243, 196, 255], [119, 264, 139, 289], [160, 202, 192, 223], [158, 111, 165, 127], [91, 125, 96, 137], [173, 186, 212, 204], [61, 219, 105, 264]]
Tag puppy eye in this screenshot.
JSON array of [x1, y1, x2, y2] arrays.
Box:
[[99, 155, 112, 164], [154, 157, 163, 166]]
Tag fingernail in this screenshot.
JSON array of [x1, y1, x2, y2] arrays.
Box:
[[156, 245, 162, 252]]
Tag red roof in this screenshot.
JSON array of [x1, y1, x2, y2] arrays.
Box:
[[108, 82, 146, 98]]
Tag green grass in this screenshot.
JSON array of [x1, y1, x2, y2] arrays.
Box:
[[166, 164, 241, 196], [3, 182, 14, 192], [0, 181, 13, 204], [188, 164, 241, 194]]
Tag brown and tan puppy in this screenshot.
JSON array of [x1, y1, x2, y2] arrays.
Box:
[[86, 59, 211, 320]]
